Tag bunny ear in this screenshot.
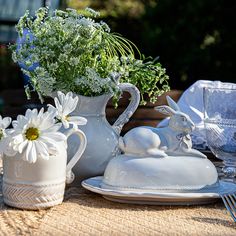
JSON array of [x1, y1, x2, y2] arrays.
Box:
[[155, 105, 176, 116], [166, 96, 180, 111]]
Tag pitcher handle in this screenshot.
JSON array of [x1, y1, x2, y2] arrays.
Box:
[[64, 129, 87, 184], [113, 83, 140, 134]]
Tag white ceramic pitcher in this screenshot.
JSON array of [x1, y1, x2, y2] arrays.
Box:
[[66, 83, 140, 183], [2, 129, 86, 210]]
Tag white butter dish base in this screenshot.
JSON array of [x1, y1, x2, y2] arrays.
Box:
[[82, 177, 236, 205]]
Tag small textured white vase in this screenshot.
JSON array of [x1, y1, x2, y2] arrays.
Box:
[[66, 83, 140, 183], [2, 129, 86, 210]]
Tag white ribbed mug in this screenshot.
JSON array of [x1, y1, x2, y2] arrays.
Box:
[[2, 129, 86, 210]]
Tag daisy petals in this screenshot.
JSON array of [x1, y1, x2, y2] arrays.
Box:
[[69, 116, 87, 126], [41, 132, 66, 142], [18, 139, 28, 153], [2, 117, 12, 129], [35, 141, 49, 160], [25, 141, 37, 163], [62, 120, 70, 129]]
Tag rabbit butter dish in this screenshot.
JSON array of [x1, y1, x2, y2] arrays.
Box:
[[102, 96, 219, 191]]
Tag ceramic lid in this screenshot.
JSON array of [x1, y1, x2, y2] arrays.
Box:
[[102, 155, 219, 191]]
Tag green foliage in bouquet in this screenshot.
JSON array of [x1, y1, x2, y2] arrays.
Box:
[[11, 7, 169, 104]]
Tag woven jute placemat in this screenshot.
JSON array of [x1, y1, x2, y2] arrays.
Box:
[[0, 161, 236, 236]]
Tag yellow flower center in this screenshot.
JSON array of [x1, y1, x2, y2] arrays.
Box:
[[25, 127, 40, 141], [0, 129, 3, 140], [65, 116, 69, 121]]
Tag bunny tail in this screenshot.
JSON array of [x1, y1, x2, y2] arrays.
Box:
[[147, 148, 168, 158]]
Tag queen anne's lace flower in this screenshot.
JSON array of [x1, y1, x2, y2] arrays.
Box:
[[37, 75, 56, 98], [6, 108, 67, 163], [0, 115, 12, 157], [85, 7, 100, 17], [11, 7, 169, 105], [75, 68, 117, 95], [49, 91, 87, 129]]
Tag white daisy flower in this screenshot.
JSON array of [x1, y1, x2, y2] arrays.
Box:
[[6, 108, 67, 163], [0, 115, 12, 157], [49, 91, 87, 129]]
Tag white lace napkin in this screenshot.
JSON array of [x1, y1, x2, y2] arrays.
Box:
[[157, 80, 236, 150]]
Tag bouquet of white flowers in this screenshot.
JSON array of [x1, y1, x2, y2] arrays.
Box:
[[11, 7, 169, 105]]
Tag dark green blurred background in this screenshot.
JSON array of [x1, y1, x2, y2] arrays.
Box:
[[0, 0, 235, 92]]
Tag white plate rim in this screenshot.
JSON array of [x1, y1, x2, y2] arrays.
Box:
[[82, 176, 236, 200]]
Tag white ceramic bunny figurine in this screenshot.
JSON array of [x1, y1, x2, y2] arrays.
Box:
[[119, 96, 206, 158]]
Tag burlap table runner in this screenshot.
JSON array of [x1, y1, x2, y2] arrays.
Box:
[[0, 161, 236, 236]]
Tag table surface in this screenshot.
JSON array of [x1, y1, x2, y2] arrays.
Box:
[[1, 161, 236, 236]]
